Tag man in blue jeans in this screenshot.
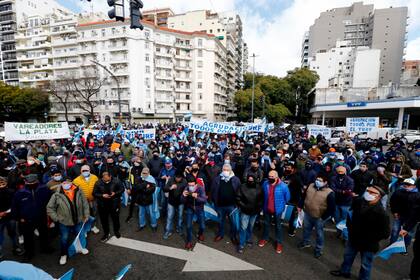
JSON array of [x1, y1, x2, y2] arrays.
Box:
[[181, 175, 207, 250], [163, 170, 186, 239], [330, 166, 354, 239], [211, 164, 241, 244], [298, 175, 335, 258], [330, 185, 390, 279], [258, 170, 290, 254]]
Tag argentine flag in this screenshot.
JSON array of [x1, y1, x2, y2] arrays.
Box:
[[281, 205, 295, 222], [72, 124, 85, 143], [115, 264, 132, 280], [376, 237, 406, 260], [229, 208, 240, 233], [68, 218, 94, 257], [59, 268, 74, 280], [116, 123, 124, 135], [204, 203, 220, 222], [121, 188, 130, 207], [294, 210, 305, 229], [336, 219, 349, 241]]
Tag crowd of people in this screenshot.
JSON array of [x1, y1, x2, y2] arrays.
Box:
[[0, 123, 419, 280]]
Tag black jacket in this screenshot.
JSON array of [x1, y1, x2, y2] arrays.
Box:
[[236, 182, 263, 216], [350, 169, 374, 195], [0, 187, 14, 221], [390, 189, 420, 219], [134, 179, 156, 206], [93, 178, 124, 208], [164, 177, 186, 207], [283, 173, 303, 205], [348, 197, 390, 252], [148, 157, 163, 178]]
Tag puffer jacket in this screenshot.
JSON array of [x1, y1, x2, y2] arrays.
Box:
[[262, 178, 290, 215], [47, 186, 90, 226], [73, 174, 99, 201], [236, 182, 263, 215]]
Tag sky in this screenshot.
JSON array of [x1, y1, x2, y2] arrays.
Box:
[[58, 0, 420, 78]]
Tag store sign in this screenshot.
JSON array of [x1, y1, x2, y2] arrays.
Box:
[[347, 102, 367, 107]]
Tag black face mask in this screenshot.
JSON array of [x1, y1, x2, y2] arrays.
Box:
[[247, 181, 256, 187], [268, 178, 276, 184], [251, 166, 258, 171], [192, 168, 199, 172]]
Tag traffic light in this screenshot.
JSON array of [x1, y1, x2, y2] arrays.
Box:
[[108, 0, 124, 22], [130, 0, 144, 30]]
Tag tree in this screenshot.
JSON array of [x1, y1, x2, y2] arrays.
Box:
[[0, 82, 50, 122], [47, 80, 73, 122], [234, 87, 264, 122], [266, 103, 291, 124]]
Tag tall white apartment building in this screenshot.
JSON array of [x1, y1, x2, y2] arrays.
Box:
[[39, 17, 230, 123]]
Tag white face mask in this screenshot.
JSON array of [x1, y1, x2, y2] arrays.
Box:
[[222, 171, 230, 177], [315, 180, 325, 189], [62, 183, 72, 190], [363, 191, 377, 202], [377, 167, 385, 173]]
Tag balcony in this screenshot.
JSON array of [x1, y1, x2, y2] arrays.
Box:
[[52, 62, 79, 70], [174, 75, 191, 82], [175, 54, 192, 60], [155, 75, 173, 81], [174, 42, 192, 49], [51, 39, 77, 47], [19, 64, 53, 72], [51, 26, 76, 35], [155, 86, 173, 92], [155, 51, 172, 58], [109, 58, 128, 64], [175, 87, 191, 93], [108, 44, 128, 51], [16, 42, 51, 50], [175, 98, 192, 103], [155, 62, 172, 69], [174, 64, 192, 71], [78, 47, 97, 55]]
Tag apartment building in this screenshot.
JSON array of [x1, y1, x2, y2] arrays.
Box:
[[302, 2, 408, 86], [143, 8, 174, 27]]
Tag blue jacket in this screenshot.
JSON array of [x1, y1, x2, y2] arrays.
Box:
[[158, 167, 176, 188], [262, 179, 290, 215], [11, 185, 51, 222], [330, 175, 354, 206]]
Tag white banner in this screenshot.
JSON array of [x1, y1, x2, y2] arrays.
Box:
[[346, 117, 379, 133], [84, 128, 156, 140], [188, 120, 267, 135], [307, 125, 332, 139], [5, 122, 71, 141]]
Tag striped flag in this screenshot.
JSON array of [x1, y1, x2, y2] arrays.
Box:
[[294, 210, 304, 229], [204, 203, 219, 222], [115, 264, 132, 280], [121, 189, 129, 207], [59, 268, 74, 280], [72, 124, 84, 143], [281, 205, 295, 222], [68, 218, 94, 257], [375, 237, 406, 260]]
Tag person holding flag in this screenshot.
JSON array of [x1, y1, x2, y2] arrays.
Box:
[[297, 175, 335, 258], [330, 185, 390, 279], [47, 178, 90, 265]]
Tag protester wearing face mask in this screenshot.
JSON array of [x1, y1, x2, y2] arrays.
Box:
[[389, 155, 412, 180], [99, 156, 119, 178], [126, 157, 146, 222], [134, 168, 158, 232], [330, 185, 390, 280], [390, 178, 420, 249], [93, 172, 124, 242], [258, 170, 290, 254], [11, 174, 52, 261], [73, 165, 100, 234], [46, 168, 64, 191], [47, 178, 90, 265], [211, 164, 241, 244], [181, 175, 207, 250], [68, 153, 86, 180], [0, 176, 24, 260], [236, 174, 263, 254], [330, 166, 354, 239], [350, 162, 374, 196], [243, 159, 263, 184], [371, 162, 391, 209], [163, 170, 186, 240], [408, 146, 420, 178], [297, 175, 335, 258], [147, 151, 163, 180]]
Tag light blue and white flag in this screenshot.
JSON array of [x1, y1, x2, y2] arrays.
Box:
[[72, 124, 85, 143], [336, 219, 349, 241], [204, 202, 219, 222], [116, 123, 124, 135], [281, 205, 295, 222], [121, 189, 129, 207], [229, 208, 240, 233], [68, 218, 94, 257], [59, 268, 74, 280], [115, 264, 132, 280], [375, 237, 406, 260], [294, 210, 304, 229]]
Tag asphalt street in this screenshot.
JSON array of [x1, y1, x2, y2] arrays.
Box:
[[1, 206, 413, 280]]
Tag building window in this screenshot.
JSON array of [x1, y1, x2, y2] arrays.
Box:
[[197, 82, 202, 89], [198, 49, 203, 57], [145, 66, 150, 73], [102, 29, 106, 37], [145, 42, 150, 49], [198, 39, 203, 47], [197, 61, 203, 68], [145, 54, 150, 61]]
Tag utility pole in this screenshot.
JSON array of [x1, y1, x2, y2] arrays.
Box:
[[90, 60, 123, 123], [250, 53, 258, 123]]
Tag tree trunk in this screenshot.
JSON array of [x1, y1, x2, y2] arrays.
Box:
[[64, 105, 69, 122]]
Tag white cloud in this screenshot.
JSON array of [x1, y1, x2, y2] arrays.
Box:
[[74, 0, 420, 77]]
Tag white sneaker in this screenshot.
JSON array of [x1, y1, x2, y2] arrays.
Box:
[[91, 226, 100, 234], [59, 255, 67, 265], [81, 248, 89, 255], [18, 235, 24, 244], [34, 229, 39, 236]]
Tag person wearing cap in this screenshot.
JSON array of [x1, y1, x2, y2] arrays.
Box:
[[211, 164, 241, 244], [330, 165, 354, 239], [390, 178, 420, 249], [181, 174, 207, 250], [46, 168, 64, 191], [235, 173, 263, 254], [158, 158, 176, 217], [73, 165, 100, 234], [11, 174, 52, 261], [93, 171, 124, 242], [297, 175, 335, 258], [371, 162, 392, 209], [47, 178, 90, 265], [99, 156, 119, 178], [330, 185, 390, 279], [67, 153, 87, 180], [163, 170, 186, 239], [133, 168, 158, 232], [0, 176, 24, 260], [350, 162, 374, 196], [120, 139, 134, 160]]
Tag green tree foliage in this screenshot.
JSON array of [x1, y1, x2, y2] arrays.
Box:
[[0, 82, 50, 122], [235, 67, 319, 123]]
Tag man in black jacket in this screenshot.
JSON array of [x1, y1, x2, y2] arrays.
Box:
[[93, 171, 124, 242], [283, 162, 303, 237], [331, 185, 390, 279], [134, 168, 157, 232], [236, 174, 263, 253], [163, 170, 186, 239], [350, 162, 374, 196]]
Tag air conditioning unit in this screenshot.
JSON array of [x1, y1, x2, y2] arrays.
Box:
[[138, 108, 143, 112], [132, 107, 136, 112]]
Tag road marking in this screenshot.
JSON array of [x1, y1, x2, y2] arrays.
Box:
[[106, 236, 263, 272]]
